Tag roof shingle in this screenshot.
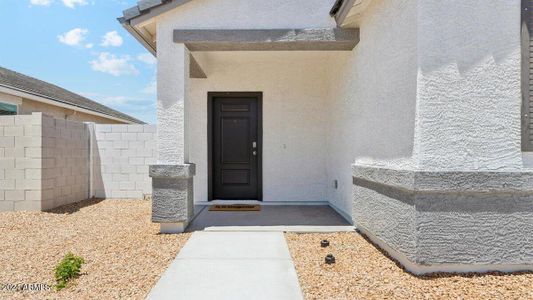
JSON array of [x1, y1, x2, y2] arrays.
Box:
[[0, 67, 143, 124]]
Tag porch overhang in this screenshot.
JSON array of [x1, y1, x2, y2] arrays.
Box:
[[173, 29, 360, 51]]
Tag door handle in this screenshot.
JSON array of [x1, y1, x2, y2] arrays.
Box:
[[253, 151, 257, 156]]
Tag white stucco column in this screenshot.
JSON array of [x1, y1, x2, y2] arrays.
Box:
[[412, 0, 522, 171], [157, 43, 190, 164], [151, 32, 194, 234]]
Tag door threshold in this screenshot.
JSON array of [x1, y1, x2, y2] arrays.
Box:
[[207, 200, 262, 205], [198, 200, 330, 206]]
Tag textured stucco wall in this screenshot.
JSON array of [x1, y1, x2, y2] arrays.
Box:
[[156, 40, 189, 165], [413, 0, 522, 170], [350, 0, 529, 270], [354, 181, 417, 258], [155, 0, 336, 164], [189, 52, 331, 203], [154, 0, 336, 30], [353, 165, 533, 267], [415, 193, 533, 265], [326, 0, 418, 217], [155, 0, 338, 202]]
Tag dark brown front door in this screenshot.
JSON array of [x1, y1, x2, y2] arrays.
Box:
[[209, 92, 262, 200]]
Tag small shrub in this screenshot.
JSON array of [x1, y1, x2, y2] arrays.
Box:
[[54, 252, 85, 290]]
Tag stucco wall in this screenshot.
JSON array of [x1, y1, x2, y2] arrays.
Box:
[[189, 52, 331, 203], [20, 98, 125, 124], [413, 0, 522, 171], [326, 0, 418, 217], [155, 0, 337, 165], [155, 0, 336, 30], [155, 0, 338, 202]]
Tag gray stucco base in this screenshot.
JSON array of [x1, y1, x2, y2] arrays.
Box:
[[149, 164, 195, 233], [352, 164, 533, 274]]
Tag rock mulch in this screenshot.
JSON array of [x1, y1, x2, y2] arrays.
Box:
[[286, 232, 533, 300], [0, 199, 190, 300]]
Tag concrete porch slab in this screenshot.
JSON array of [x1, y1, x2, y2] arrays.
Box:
[[187, 205, 351, 232], [146, 232, 303, 300], [203, 225, 355, 233]]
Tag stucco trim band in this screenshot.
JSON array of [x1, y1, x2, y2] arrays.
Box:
[[358, 226, 533, 275], [353, 163, 533, 272], [353, 164, 533, 193], [150, 164, 196, 179], [150, 164, 195, 225], [173, 29, 360, 51]]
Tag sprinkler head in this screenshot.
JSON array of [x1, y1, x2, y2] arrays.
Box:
[[325, 254, 336, 265], [321, 240, 330, 248]]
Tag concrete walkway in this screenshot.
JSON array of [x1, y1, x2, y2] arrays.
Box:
[[146, 231, 304, 300]]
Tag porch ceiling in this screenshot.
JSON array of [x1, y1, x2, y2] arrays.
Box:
[[173, 28, 360, 51]]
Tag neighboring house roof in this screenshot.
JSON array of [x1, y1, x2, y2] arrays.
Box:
[[0, 67, 143, 124]]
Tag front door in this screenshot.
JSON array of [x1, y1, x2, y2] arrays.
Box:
[[210, 92, 262, 200]]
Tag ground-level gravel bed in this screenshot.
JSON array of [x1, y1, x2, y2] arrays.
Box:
[[286, 232, 533, 300], [0, 199, 190, 300]]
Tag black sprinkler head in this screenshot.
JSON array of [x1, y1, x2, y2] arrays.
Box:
[[321, 240, 330, 248], [325, 254, 336, 264]]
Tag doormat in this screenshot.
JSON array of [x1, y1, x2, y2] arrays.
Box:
[[209, 205, 261, 212]]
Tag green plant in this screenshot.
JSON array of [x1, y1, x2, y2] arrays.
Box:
[[54, 252, 85, 290]]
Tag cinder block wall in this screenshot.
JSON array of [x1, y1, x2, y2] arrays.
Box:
[[0, 114, 157, 211], [92, 124, 157, 199], [0, 113, 44, 211], [41, 115, 89, 210]]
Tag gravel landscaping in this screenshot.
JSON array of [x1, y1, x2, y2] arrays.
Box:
[[0, 199, 190, 300], [286, 232, 533, 300]]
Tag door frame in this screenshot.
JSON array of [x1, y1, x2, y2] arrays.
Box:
[[207, 92, 263, 201]]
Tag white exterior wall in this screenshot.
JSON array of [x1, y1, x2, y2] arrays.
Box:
[[414, 0, 522, 170], [326, 0, 418, 216], [155, 0, 338, 203], [155, 0, 336, 30], [155, 0, 336, 165], [190, 52, 332, 203], [154, 0, 522, 218]]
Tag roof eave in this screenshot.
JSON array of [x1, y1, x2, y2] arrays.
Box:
[[331, 0, 357, 27], [0, 84, 143, 124], [119, 17, 157, 56]]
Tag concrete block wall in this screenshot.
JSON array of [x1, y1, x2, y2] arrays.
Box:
[[41, 115, 89, 210], [0, 114, 156, 211], [92, 124, 157, 199], [0, 113, 44, 211]]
